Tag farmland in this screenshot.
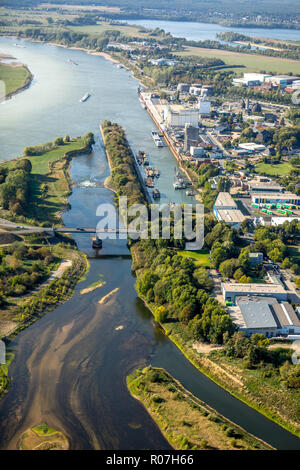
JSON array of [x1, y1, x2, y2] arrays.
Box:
[[177, 46, 300, 75]]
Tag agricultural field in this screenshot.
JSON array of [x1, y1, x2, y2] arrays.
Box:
[[176, 46, 300, 75]]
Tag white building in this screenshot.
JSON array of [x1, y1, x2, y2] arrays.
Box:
[[222, 282, 288, 303], [198, 99, 211, 115], [238, 142, 266, 153], [213, 192, 245, 229], [190, 146, 205, 157], [164, 106, 199, 128], [190, 86, 202, 96], [243, 73, 272, 83], [271, 217, 300, 226]]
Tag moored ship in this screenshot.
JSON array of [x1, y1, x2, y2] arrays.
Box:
[[151, 131, 164, 147]]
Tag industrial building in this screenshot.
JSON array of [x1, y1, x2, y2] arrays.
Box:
[[251, 192, 300, 206], [184, 124, 199, 152], [190, 146, 205, 157], [248, 181, 283, 193], [238, 143, 266, 153], [213, 192, 246, 229], [221, 282, 288, 303], [249, 252, 264, 266], [198, 99, 211, 115], [214, 192, 237, 211], [177, 83, 190, 93], [164, 106, 199, 128], [227, 296, 300, 337]]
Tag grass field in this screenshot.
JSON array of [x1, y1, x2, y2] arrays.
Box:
[[176, 46, 300, 75], [177, 249, 210, 267], [70, 22, 163, 39], [1, 137, 87, 224], [0, 63, 31, 97], [255, 162, 292, 176]]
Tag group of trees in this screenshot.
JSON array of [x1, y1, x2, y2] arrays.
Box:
[[14, 251, 85, 327], [135, 239, 236, 344], [21, 28, 109, 52], [0, 242, 55, 303], [216, 32, 300, 61], [0, 159, 32, 216], [254, 223, 300, 273], [23, 134, 76, 156], [102, 120, 146, 208], [223, 331, 300, 389]]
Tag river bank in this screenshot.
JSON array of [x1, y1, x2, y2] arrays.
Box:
[[0, 54, 33, 102], [127, 366, 274, 450], [0, 133, 94, 226], [130, 244, 300, 440], [0, 136, 96, 397], [0, 34, 300, 450]]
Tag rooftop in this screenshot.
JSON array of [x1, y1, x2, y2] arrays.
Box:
[[217, 209, 246, 223], [249, 182, 283, 191], [214, 192, 237, 209], [222, 282, 287, 294], [252, 192, 299, 200], [239, 301, 277, 329]]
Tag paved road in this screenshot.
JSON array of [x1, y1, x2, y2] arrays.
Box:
[[211, 269, 225, 305], [0, 218, 139, 236]]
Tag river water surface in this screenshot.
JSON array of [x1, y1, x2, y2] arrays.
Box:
[[122, 19, 300, 42], [0, 36, 300, 450]]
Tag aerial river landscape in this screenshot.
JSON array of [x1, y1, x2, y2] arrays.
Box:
[[0, 35, 300, 450]]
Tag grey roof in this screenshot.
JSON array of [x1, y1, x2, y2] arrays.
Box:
[[239, 301, 277, 329]]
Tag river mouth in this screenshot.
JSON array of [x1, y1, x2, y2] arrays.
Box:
[[0, 36, 300, 450]]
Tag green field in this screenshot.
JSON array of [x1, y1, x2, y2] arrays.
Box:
[[32, 423, 58, 437], [177, 46, 300, 75], [70, 22, 153, 39], [0, 63, 31, 96], [1, 137, 88, 224], [255, 162, 292, 176], [177, 249, 210, 267]]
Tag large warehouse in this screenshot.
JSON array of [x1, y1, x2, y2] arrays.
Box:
[[227, 296, 300, 337], [251, 192, 300, 206], [213, 192, 246, 229], [221, 282, 288, 303]]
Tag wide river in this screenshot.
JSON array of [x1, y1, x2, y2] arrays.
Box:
[[123, 19, 300, 42], [0, 36, 300, 450]]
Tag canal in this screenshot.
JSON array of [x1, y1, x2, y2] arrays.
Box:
[[0, 36, 300, 450]]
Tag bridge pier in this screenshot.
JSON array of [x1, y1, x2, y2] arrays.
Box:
[[92, 235, 103, 249]]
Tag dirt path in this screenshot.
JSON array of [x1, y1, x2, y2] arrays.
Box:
[[30, 259, 72, 295]]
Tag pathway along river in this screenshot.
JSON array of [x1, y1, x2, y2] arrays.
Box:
[[0, 37, 300, 450]]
